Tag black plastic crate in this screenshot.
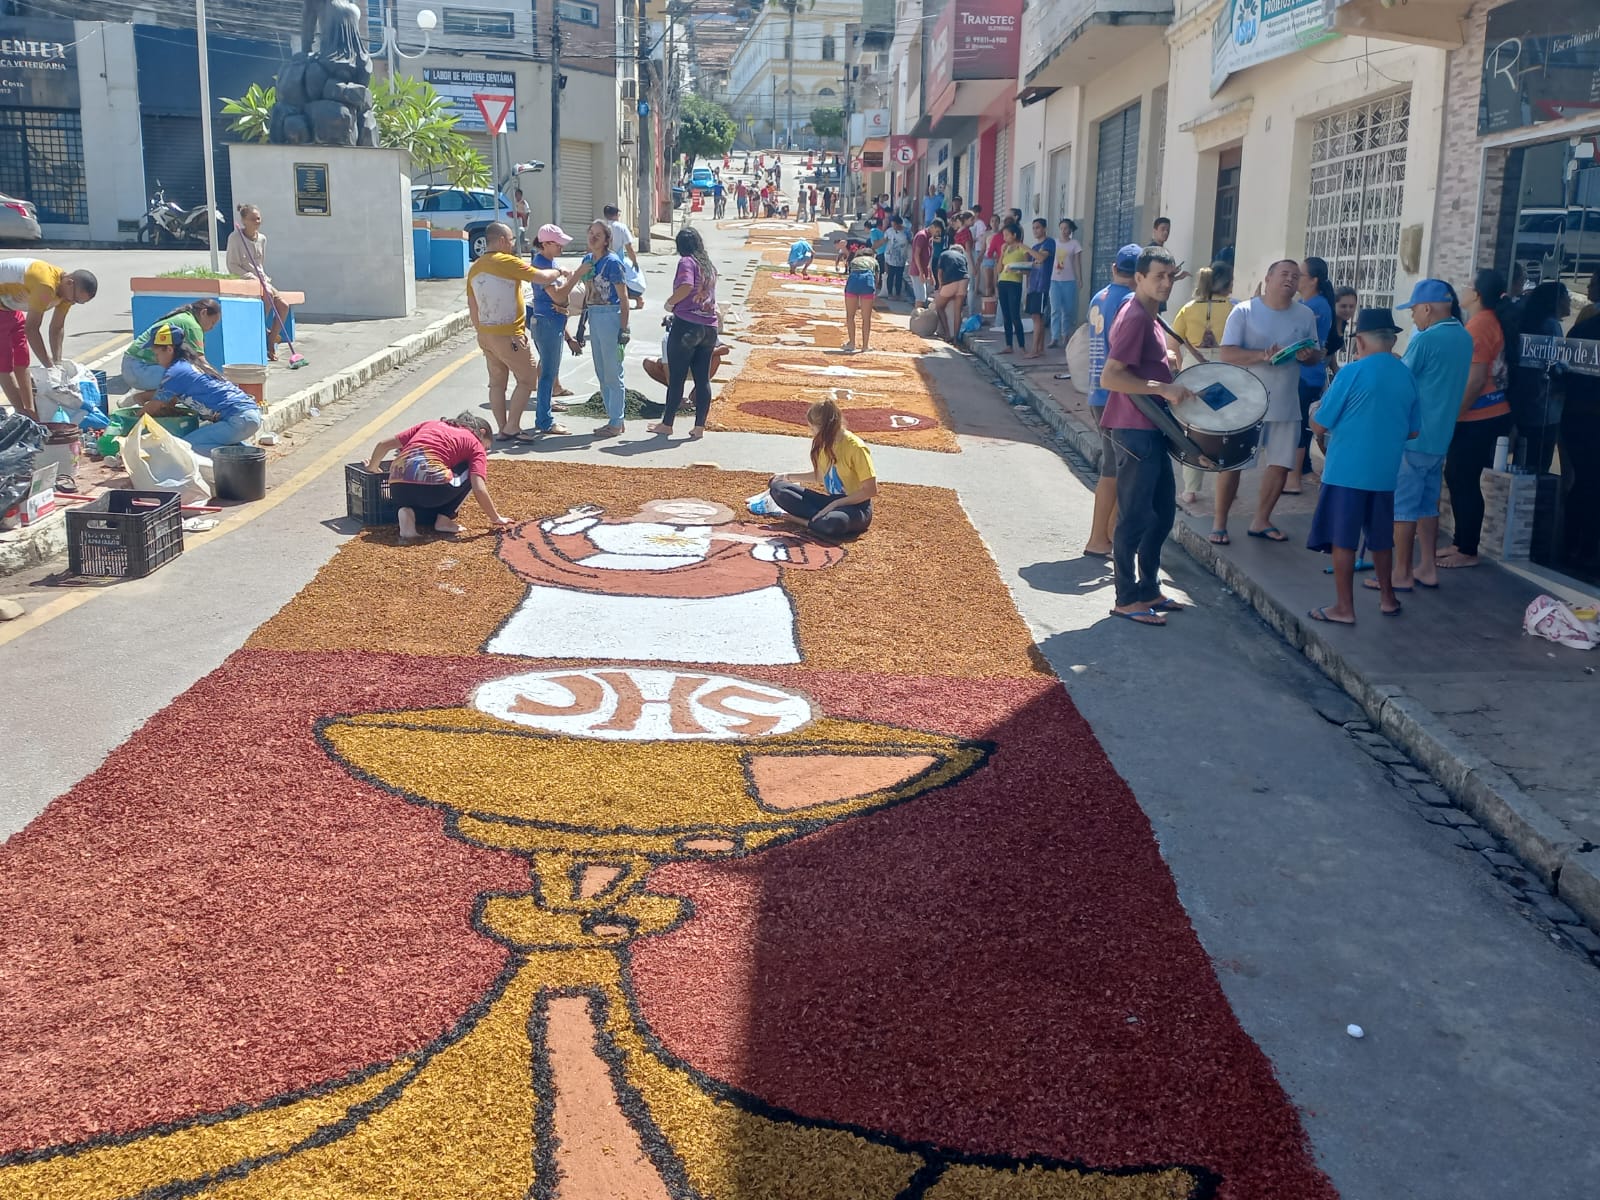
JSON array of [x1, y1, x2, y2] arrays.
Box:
[[345, 461, 399, 526], [66, 490, 183, 579]]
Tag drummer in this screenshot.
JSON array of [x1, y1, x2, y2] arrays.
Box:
[[1097, 245, 1198, 626]]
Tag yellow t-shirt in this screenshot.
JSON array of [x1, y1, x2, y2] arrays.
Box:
[[1171, 296, 1235, 350], [0, 258, 64, 315], [467, 251, 545, 336], [998, 243, 1031, 283], [819, 430, 876, 496]]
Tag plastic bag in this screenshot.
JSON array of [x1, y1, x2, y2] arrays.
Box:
[[29, 360, 102, 418], [1523, 594, 1599, 650], [960, 314, 981, 335], [121, 413, 212, 504], [0, 412, 45, 512]]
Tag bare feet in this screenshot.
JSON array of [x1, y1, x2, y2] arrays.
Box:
[[647, 422, 673, 436], [999, 347, 1014, 355], [1180, 490, 1199, 505], [433, 517, 462, 534], [396, 507, 420, 540], [1435, 551, 1479, 569]]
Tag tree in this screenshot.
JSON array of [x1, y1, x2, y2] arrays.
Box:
[[810, 105, 844, 146], [676, 95, 737, 167]]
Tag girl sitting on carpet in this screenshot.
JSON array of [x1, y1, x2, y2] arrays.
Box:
[[365, 412, 511, 541], [759, 397, 877, 540]]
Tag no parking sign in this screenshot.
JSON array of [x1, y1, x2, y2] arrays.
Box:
[[890, 136, 915, 166]]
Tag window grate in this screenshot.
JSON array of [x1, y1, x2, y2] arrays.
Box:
[[1304, 93, 1410, 309], [0, 108, 87, 225]]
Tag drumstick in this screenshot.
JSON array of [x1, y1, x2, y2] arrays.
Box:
[[1156, 315, 1208, 366]]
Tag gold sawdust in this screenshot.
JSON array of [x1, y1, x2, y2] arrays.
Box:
[[926, 1162, 1202, 1199], [247, 463, 1043, 677]]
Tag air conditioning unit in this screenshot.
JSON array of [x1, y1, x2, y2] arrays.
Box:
[[621, 119, 636, 145], [622, 78, 638, 101]]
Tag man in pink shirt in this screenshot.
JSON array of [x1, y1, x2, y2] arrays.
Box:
[[908, 219, 934, 308], [1098, 245, 1196, 626]]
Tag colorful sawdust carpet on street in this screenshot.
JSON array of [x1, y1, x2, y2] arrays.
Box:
[[0, 462, 1334, 1199]]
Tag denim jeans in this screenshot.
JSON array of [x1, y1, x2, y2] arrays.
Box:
[[184, 407, 263, 452], [530, 314, 567, 432], [586, 303, 626, 424], [1108, 427, 1176, 607], [1049, 280, 1078, 342]]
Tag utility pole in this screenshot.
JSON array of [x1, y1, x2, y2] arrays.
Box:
[[785, 2, 795, 151], [841, 60, 853, 217], [195, 0, 220, 272], [636, 0, 651, 251], [550, 3, 562, 225], [770, 76, 777, 151]]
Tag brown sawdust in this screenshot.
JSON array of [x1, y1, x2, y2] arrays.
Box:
[[712, 381, 956, 453], [247, 463, 1041, 677], [735, 314, 934, 355]]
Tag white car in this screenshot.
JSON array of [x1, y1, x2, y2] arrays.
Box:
[[0, 193, 41, 243], [410, 186, 515, 259]]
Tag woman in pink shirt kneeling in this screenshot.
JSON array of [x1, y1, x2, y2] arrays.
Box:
[[365, 412, 511, 541]]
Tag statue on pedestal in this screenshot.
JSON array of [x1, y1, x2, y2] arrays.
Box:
[[270, 0, 379, 147]]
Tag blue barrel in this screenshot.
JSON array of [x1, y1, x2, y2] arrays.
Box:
[[412, 227, 433, 279]]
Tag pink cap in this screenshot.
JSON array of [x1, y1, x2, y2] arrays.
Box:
[[535, 223, 572, 246]]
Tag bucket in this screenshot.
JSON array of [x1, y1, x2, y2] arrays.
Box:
[[39, 422, 82, 480], [222, 363, 269, 409], [211, 443, 267, 502]]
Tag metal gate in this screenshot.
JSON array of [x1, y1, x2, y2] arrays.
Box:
[[1091, 101, 1141, 292], [559, 139, 596, 227], [0, 108, 87, 225], [993, 125, 1008, 219], [1303, 92, 1410, 308]]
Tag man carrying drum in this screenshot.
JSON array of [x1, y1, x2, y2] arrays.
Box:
[[1098, 246, 1199, 627]]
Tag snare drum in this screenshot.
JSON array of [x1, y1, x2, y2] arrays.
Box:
[[1163, 362, 1269, 472]]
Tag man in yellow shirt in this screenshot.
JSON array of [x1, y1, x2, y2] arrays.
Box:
[[0, 258, 97, 419], [466, 224, 563, 440]]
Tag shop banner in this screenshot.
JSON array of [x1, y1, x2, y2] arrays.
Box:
[[1521, 334, 1600, 376], [1479, 0, 1600, 134], [926, 0, 1024, 107], [1211, 0, 1335, 95], [0, 20, 79, 109], [423, 67, 517, 133]]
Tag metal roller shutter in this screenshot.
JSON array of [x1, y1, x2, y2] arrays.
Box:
[[139, 114, 234, 237], [993, 125, 1008, 219], [559, 140, 596, 228], [1091, 101, 1140, 293]]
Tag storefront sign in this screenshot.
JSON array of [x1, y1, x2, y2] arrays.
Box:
[[295, 163, 330, 217], [1211, 0, 1335, 95], [1521, 334, 1600, 375], [0, 20, 79, 109], [1479, 0, 1600, 134], [423, 67, 517, 133], [926, 0, 1024, 105]]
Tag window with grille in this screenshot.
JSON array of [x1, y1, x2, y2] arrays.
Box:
[[442, 8, 514, 37], [1304, 93, 1410, 309], [822, 35, 835, 60], [0, 108, 86, 225]]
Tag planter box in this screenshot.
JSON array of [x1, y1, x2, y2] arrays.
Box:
[[129, 277, 269, 366]]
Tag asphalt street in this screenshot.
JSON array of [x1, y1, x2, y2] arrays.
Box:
[[4, 199, 1598, 1198]]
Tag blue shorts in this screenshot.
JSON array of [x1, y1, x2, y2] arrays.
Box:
[[1307, 483, 1394, 554], [1393, 449, 1445, 522], [844, 271, 877, 296]]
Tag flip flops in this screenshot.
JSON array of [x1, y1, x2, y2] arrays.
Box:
[[1247, 526, 1290, 542], [1362, 579, 1412, 593], [1209, 529, 1230, 545], [1308, 607, 1356, 625], [1110, 608, 1166, 626]]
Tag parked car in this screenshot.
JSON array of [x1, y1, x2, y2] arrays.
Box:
[[689, 167, 716, 194], [410, 185, 515, 260], [0, 193, 41, 243]]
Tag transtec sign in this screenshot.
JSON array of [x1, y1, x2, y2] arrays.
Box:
[[424, 67, 517, 132], [925, 0, 1023, 107], [1210, 0, 1335, 95], [0, 20, 79, 108], [1479, 0, 1600, 134]]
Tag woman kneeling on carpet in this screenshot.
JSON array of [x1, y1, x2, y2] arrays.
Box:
[[762, 398, 877, 539], [366, 412, 511, 540]]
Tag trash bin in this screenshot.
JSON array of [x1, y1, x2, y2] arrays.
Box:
[[221, 363, 268, 409], [211, 443, 267, 502]]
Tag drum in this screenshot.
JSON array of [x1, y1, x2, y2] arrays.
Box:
[[1161, 361, 1269, 472]]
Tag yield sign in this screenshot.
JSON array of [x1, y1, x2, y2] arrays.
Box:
[[474, 93, 515, 135]]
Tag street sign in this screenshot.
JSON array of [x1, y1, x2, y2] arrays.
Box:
[[425, 68, 516, 132], [851, 156, 864, 172], [474, 93, 515, 136], [891, 139, 915, 166]]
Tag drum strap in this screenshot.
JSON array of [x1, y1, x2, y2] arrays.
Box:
[[1130, 392, 1214, 466]]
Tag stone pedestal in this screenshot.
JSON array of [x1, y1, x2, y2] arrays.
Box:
[[228, 144, 415, 319]]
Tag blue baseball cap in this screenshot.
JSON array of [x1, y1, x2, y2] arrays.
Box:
[[1395, 279, 1456, 310], [1115, 243, 1143, 273]]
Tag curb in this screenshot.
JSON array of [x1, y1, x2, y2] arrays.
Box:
[[1, 308, 471, 580], [967, 333, 1600, 935]]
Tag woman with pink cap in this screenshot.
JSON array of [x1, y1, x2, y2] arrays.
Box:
[[527, 222, 587, 437]]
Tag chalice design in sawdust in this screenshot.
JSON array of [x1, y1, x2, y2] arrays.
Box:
[[2, 501, 1212, 1198]]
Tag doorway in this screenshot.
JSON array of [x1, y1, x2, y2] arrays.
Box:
[[1048, 145, 1071, 223], [1091, 101, 1141, 291], [1211, 146, 1241, 262]]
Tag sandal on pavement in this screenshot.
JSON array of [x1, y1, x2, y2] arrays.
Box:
[[647, 423, 673, 436], [592, 424, 625, 439], [1381, 602, 1403, 617], [1151, 598, 1187, 613], [1209, 529, 1230, 545], [1362, 579, 1412, 593], [1110, 607, 1166, 626], [1307, 607, 1356, 625], [1247, 526, 1290, 542], [1083, 548, 1111, 559]]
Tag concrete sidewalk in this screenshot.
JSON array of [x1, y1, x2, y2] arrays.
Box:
[[965, 319, 1600, 936]]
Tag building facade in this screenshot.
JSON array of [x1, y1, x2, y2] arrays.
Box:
[[725, 0, 855, 149]]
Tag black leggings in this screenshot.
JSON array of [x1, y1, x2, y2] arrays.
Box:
[[997, 280, 1024, 347], [1443, 412, 1512, 557], [390, 479, 470, 526], [663, 318, 717, 428], [768, 477, 872, 540]]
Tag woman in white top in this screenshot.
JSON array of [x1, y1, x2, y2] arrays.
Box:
[[1048, 219, 1083, 348], [225, 204, 296, 362]]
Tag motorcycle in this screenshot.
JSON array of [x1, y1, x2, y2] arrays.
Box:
[[138, 185, 223, 247]]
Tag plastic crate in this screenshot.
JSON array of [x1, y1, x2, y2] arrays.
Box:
[[66, 489, 183, 579], [345, 461, 399, 526]]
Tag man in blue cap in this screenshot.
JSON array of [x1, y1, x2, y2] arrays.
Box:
[[1306, 307, 1421, 624], [1380, 279, 1474, 591], [1080, 243, 1145, 559]]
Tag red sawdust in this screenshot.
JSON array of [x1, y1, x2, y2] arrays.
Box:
[[0, 651, 1334, 1199]]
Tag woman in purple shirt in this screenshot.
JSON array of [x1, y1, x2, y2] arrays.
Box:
[[649, 227, 720, 440]]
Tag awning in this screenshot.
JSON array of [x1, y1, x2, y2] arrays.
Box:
[[861, 137, 889, 157]]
